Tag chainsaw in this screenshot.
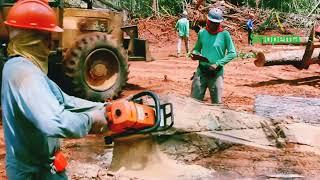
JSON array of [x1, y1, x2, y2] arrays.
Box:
[[104, 91, 174, 144]]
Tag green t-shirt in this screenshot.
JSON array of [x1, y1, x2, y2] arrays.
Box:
[[175, 18, 190, 37], [193, 29, 237, 76]]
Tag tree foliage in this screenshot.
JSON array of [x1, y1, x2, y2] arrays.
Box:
[[113, 0, 319, 17], [113, 0, 192, 18], [241, 0, 318, 14]]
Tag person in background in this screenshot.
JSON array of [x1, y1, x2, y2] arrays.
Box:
[[2, 0, 108, 179], [190, 8, 237, 104], [247, 13, 255, 45], [175, 10, 190, 57]]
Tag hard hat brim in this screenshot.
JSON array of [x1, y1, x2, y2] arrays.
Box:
[[51, 26, 64, 32], [207, 16, 223, 23], [5, 21, 64, 32]]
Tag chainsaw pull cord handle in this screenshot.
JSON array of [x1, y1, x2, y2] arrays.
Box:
[[129, 91, 161, 133]]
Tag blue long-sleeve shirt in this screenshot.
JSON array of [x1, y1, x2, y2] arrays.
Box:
[[1, 57, 103, 177], [247, 19, 254, 30]]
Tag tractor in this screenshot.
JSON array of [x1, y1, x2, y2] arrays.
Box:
[[0, 0, 151, 101]]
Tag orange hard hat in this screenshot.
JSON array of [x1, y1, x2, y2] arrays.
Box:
[[4, 0, 63, 32]]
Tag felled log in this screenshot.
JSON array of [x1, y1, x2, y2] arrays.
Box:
[[108, 94, 281, 177], [254, 27, 320, 69], [255, 95, 320, 124], [67, 94, 288, 179], [254, 48, 320, 69]]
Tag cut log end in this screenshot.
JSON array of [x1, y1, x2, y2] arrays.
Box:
[[254, 52, 266, 67]]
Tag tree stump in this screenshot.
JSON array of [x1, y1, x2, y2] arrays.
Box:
[[109, 134, 215, 179], [109, 135, 161, 171]]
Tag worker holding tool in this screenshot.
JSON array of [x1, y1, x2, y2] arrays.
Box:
[[2, 0, 108, 179], [175, 10, 190, 57], [190, 8, 237, 104], [247, 13, 254, 45]]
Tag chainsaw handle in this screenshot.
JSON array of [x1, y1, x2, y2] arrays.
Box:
[[129, 91, 162, 133]]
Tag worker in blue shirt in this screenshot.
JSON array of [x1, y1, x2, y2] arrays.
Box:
[[2, 0, 108, 179], [246, 13, 254, 45]]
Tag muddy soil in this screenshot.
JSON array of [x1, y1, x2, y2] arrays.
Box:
[[195, 144, 320, 178], [1, 20, 320, 179]]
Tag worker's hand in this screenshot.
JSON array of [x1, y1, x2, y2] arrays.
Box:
[[186, 52, 192, 58], [190, 53, 197, 60], [125, 94, 134, 101], [208, 64, 218, 71], [88, 107, 108, 134]]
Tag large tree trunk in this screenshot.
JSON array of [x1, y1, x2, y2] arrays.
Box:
[[68, 94, 311, 179], [254, 48, 320, 68], [255, 26, 320, 69], [107, 94, 283, 178]]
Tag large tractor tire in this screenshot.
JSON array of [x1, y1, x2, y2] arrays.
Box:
[[63, 32, 129, 101]]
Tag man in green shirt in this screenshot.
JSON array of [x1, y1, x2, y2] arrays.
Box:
[[191, 8, 237, 104], [175, 11, 190, 57]]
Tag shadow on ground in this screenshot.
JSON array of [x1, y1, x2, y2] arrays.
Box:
[[244, 75, 320, 88]]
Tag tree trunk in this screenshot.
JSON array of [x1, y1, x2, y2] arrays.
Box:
[[110, 135, 161, 171], [152, 0, 159, 16], [108, 94, 282, 175], [254, 48, 320, 68]]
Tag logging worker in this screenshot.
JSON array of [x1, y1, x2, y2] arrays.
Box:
[[190, 8, 237, 104], [246, 13, 254, 45], [175, 10, 190, 57], [2, 0, 108, 179]]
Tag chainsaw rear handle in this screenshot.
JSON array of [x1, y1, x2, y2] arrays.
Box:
[[158, 102, 174, 131]]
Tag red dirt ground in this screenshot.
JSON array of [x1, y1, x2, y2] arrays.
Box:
[[1, 18, 320, 179]]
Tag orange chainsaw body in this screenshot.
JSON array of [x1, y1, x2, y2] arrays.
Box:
[[105, 100, 156, 135]]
